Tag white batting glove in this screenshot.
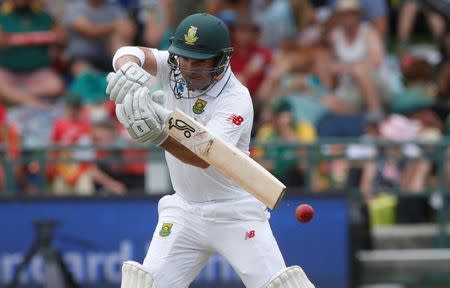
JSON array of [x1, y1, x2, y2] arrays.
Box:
[[148, 90, 171, 124], [106, 62, 151, 104], [115, 87, 170, 145]]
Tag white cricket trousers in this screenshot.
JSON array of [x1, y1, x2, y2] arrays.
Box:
[[143, 194, 286, 288]]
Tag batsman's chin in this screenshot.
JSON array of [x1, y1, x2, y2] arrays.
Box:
[[184, 78, 210, 91]]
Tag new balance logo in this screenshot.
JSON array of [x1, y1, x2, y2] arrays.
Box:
[[228, 114, 244, 126], [245, 230, 255, 240]]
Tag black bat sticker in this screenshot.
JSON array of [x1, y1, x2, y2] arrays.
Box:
[[168, 117, 196, 138]]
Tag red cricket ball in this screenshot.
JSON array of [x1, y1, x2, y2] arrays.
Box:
[[295, 204, 314, 223]]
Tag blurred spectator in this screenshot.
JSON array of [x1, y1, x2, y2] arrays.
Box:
[[359, 115, 431, 197], [254, 101, 306, 187], [0, 105, 21, 194], [90, 115, 136, 195], [257, 1, 330, 103], [291, 0, 322, 36], [49, 94, 125, 196], [210, 3, 236, 31], [256, 0, 298, 49], [0, 0, 66, 107], [92, 102, 147, 195], [296, 0, 330, 51], [6, 104, 63, 149], [63, 0, 135, 75], [325, 0, 392, 122], [41, 0, 70, 20], [395, 52, 445, 139], [397, 0, 445, 53], [206, 0, 249, 17], [231, 17, 266, 73], [207, 0, 249, 29], [429, 29, 450, 135], [393, 55, 436, 113], [67, 67, 108, 105], [111, 108, 148, 194], [437, 31, 450, 100], [357, 114, 436, 223], [316, 0, 391, 185], [48, 94, 93, 195], [173, 0, 206, 28], [115, 147, 147, 195], [327, 0, 388, 38], [230, 16, 272, 133], [281, 75, 328, 126], [141, 0, 175, 50]]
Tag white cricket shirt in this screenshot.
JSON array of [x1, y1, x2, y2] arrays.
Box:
[[152, 49, 258, 203]]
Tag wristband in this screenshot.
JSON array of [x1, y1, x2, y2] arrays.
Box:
[[112, 46, 145, 71]]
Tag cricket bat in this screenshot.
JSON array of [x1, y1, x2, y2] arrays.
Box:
[[164, 109, 286, 209]]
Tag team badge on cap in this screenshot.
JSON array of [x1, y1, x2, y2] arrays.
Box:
[[185, 26, 198, 45], [159, 223, 173, 237], [192, 99, 207, 114]]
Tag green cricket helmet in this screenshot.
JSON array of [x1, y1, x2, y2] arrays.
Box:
[[168, 13, 234, 98]]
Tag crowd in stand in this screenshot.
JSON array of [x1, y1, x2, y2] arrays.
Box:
[[0, 0, 449, 222]]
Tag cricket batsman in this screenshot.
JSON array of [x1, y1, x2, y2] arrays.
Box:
[[106, 12, 315, 288]]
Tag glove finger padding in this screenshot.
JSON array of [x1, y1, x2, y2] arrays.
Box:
[[149, 90, 171, 123], [121, 62, 150, 83], [106, 62, 151, 104], [138, 88, 153, 119], [152, 101, 170, 124], [151, 90, 166, 106], [132, 89, 142, 120], [106, 72, 121, 99], [123, 91, 136, 126], [121, 87, 169, 145], [109, 75, 128, 103], [116, 81, 141, 105], [115, 104, 130, 128]]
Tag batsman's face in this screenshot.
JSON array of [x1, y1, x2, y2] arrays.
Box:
[[178, 57, 216, 91]]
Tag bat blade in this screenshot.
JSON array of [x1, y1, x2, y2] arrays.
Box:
[[165, 109, 286, 209]]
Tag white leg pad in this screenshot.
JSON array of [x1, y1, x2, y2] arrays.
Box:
[[121, 261, 157, 288], [266, 266, 315, 288]]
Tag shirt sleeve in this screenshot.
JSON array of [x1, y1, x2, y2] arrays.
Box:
[[205, 93, 253, 146]]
